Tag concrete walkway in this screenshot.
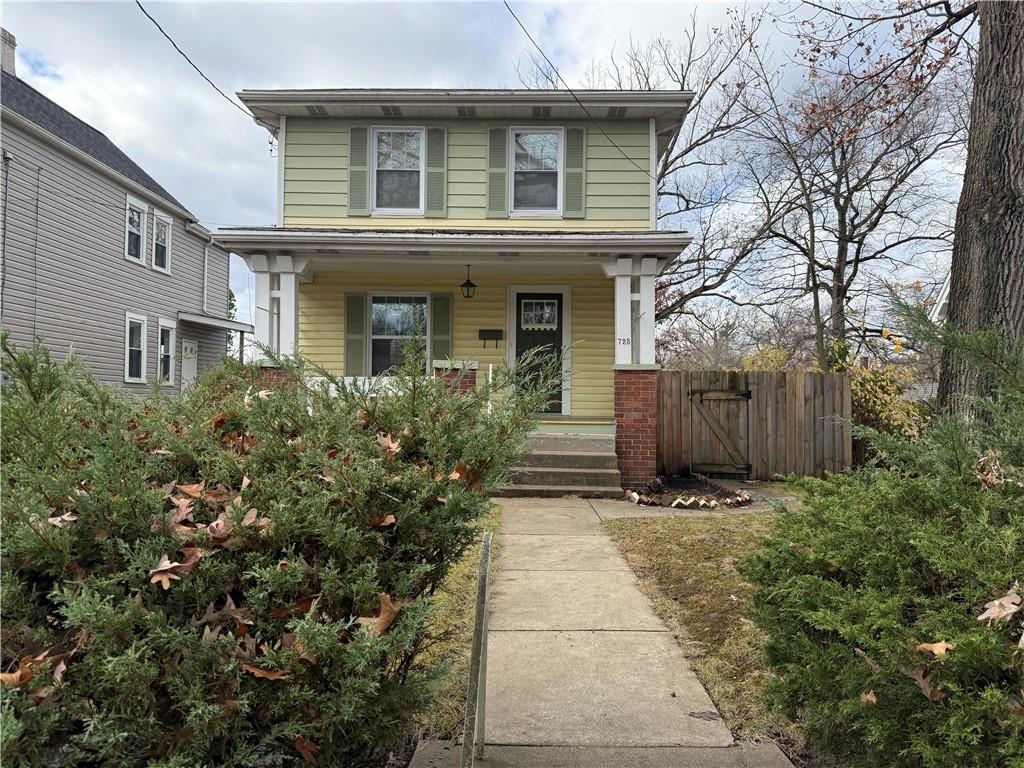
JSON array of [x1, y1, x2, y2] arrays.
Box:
[[411, 496, 792, 768]]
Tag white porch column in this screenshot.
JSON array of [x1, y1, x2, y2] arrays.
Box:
[[252, 264, 271, 352], [638, 257, 658, 365], [613, 256, 633, 365], [278, 271, 298, 357]]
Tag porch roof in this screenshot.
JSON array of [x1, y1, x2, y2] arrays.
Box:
[[214, 227, 692, 261]]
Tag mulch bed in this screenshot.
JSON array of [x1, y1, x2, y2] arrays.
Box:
[[623, 474, 753, 509]]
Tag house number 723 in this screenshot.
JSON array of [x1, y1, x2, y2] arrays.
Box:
[[617, 337, 631, 345]]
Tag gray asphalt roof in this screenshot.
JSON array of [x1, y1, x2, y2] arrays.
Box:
[[1, 70, 190, 214]]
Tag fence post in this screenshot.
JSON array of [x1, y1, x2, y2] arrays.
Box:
[[460, 531, 493, 768]]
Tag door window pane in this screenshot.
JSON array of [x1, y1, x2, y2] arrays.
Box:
[[513, 131, 559, 211], [375, 130, 422, 210]]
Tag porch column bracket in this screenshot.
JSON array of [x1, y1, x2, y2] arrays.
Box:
[[607, 256, 658, 367]]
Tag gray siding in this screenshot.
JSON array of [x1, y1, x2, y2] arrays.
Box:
[[1, 119, 231, 393]]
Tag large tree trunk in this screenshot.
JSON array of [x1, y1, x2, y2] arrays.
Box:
[[938, 1, 1024, 410]]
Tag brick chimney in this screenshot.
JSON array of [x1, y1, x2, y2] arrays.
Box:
[[2, 28, 16, 77]]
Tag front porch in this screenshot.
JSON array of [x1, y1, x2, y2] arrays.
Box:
[[218, 228, 691, 489]]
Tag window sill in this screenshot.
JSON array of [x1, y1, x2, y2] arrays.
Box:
[[371, 209, 425, 217], [124, 255, 146, 265], [509, 211, 562, 219], [124, 377, 146, 385], [152, 265, 171, 276]]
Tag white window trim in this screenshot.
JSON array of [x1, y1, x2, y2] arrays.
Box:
[[151, 210, 173, 275], [157, 318, 176, 387], [509, 126, 564, 218], [370, 126, 426, 216], [124, 311, 148, 384], [124, 193, 148, 264], [367, 292, 431, 375]]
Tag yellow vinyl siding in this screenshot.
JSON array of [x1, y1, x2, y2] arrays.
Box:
[[283, 118, 650, 230], [298, 272, 614, 418]]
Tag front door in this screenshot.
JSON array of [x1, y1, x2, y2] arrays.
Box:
[[515, 293, 563, 414], [181, 339, 198, 388]]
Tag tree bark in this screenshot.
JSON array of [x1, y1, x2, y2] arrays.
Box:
[[938, 1, 1024, 410]]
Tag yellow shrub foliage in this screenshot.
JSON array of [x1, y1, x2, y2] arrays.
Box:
[[850, 365, 926, 438]]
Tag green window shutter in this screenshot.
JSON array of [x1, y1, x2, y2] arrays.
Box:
[[344, 293, 367, 376], [486, 127, 508, 218], [563, 127, 586, 219], [430, 294, 453, 363], [348, 126, 371, 216], [424, 126, 447, 218]]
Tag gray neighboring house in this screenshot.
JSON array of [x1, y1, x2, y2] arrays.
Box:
[[0, 29, 250, 393]]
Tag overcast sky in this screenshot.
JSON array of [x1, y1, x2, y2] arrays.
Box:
[[4, 0, 758, 326]]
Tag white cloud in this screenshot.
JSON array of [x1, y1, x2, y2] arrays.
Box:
[[3, 0, 792, 315]]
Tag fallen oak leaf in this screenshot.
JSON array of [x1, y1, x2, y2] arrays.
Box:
[[47, 512, 78, 528], [175, 482, 206, 499], [902, 666, 947, 702], [369, 514, 397, 529], [208, 411, 229, 430], [854, 647, 882, 673], [357, 592, 405, 636], [860, 690, 877, 705], [176, 547, 215, 574], [149, 555, 183, 590], [294, 737, 320, 765], [377, 432, 401, 460], [978, 583, 1022, 627], [239, 663, 290, 681], [916, 641, 955, 658], [0, 651, 50, 688]]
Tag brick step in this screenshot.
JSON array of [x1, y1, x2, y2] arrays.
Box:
[[509, 466, 622, 487], [518, 450, 619, 470]]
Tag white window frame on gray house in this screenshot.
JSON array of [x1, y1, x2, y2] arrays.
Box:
[[125, 194, 148, 263], [509, 127, 563, 217], [158, 318, 176, 386], [152, 210, 172, 274], [368, 292, 429, 375], [371, 126, 425, 215], [124, 311, 148, 383]]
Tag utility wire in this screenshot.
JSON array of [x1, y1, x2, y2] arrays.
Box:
[[134, 0, 254, 122], [502, 0, 658, 183]]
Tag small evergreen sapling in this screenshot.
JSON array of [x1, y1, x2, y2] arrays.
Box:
[[0, 336, 557, 767]]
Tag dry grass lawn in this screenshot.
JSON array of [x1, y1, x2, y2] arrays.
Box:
[[604, 512, 808, 762], [414, 504, 501, 739]]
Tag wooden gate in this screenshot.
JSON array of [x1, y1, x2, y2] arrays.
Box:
[[657, 370, 852, 479]]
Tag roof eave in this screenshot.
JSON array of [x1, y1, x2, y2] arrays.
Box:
[[213, 228, 693, 257]]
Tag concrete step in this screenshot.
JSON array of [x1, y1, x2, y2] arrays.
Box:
[[518, 450, 619, 470], [509, 466, 622, 488], [498, 483, 624, 499], [411, 741, 794, 768], [527, 434, 616, 453]]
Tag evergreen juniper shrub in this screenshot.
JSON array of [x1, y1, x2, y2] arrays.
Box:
[[741, 317, 1024, 768], [0, 336, 557, 767]]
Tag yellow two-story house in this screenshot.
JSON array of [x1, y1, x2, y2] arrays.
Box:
[[217, 89, 693, 493]]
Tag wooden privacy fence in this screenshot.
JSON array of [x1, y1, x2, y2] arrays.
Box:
[[657, 370, 853, 479]]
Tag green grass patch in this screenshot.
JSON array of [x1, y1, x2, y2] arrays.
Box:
[[603, 513, 807, 761], [416, 504, 501, 738]]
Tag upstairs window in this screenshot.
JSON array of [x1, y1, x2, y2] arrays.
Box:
[[153, 212, 172, 273], [124, 311, 147, 383], [370, 294, 427, 375], [158, 319, 176, 385], [511, 129, 561, 214], [125, 195, 147, 262], [373, 128, 423, 213]]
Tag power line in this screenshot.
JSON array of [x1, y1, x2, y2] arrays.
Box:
[[502, 0, 658, 183], [134, 1, 254, 122]]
